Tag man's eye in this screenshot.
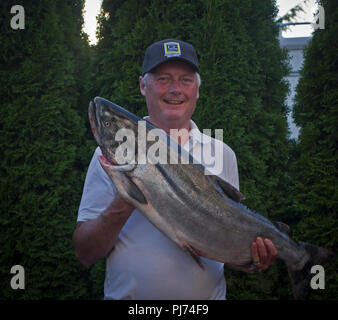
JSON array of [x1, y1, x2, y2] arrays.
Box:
[[157, 76, 170, 83], [182, 78, 193, 83]]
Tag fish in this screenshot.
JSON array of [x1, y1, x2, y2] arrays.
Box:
[[88, 96, 335, 299]]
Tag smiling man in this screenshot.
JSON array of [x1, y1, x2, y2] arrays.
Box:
[[72, 39, 277, 300], [140, 60, 199, 146]]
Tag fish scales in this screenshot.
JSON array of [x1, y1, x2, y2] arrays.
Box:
[[88, 97, 335, 299]]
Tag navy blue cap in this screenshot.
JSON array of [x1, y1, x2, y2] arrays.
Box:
[[142, 39, 199, 76]]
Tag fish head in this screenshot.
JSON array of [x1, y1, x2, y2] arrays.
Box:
[[89, 97, 140, 165]]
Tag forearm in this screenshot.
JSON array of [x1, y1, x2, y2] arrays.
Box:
[[72, 197, 134, 267]]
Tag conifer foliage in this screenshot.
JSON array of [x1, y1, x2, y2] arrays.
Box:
[[0, 1, 96, 299], [1, 0, 335, 300], [291, 0, 338, 299]]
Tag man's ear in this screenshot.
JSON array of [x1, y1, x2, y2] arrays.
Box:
[[139, 76, 146, 96]]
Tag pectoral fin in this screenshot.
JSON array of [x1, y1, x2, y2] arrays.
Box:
[[99, 155, 147, 204], [123, 174, 147, 204], [181, 242, 205, 270], [273, 221, 291, 235]]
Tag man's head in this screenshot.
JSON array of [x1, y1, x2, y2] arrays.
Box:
[[141, 39, 199, 76], [139, 39, 201, 131]]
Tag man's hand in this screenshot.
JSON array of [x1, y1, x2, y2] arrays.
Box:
[[250, 237, 278, 273]]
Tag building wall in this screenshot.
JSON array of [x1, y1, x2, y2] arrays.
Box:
[[279, 36, 311, 140]]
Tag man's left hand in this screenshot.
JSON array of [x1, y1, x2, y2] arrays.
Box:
[[250, 237, 278, 273]]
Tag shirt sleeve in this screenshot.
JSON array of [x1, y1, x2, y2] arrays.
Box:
[[220, 142, 240, 191], [77, 147, 117, 222], [227, 148, 239, 191]]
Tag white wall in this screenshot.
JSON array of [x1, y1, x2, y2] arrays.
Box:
[[279, 36, 311, 140]]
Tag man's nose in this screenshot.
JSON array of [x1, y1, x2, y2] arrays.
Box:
[[168, 79, 182, 94]]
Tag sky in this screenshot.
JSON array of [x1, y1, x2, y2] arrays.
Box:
[[82, 0, 319, 45], [82, 0, 102, 45], [277, 0, 319, 37]]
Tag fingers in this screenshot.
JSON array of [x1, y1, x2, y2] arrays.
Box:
[[256, 237, 268, 266], [251, 237, 278, 272], [264, 238, 278, 266], [251, 241, 260, 265]]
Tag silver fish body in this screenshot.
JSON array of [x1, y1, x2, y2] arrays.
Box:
[[89, 97, 335, 299]]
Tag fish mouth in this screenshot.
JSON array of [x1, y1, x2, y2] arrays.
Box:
[[99, 153, 118, 167], [99, 154, 136, 172], [89, 100, 101, 146], [89, 100, 117, 165]]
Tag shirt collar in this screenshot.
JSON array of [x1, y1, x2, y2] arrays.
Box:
[[142, 116, 210, 145], [189, 119, 204, 144]]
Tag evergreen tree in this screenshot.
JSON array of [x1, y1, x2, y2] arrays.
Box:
[[0, 0, 96, 299], [291, 0, 337, 299], [92, 0, 291, 299]]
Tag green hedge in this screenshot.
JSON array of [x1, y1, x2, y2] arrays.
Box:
[[291, 0, 338, 300], [1, 0, 336, 300]]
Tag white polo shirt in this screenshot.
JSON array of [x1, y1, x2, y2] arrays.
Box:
[[77, 119, 239, 300]]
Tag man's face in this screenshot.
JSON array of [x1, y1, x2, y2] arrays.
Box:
[[139, 60, 199, 129]]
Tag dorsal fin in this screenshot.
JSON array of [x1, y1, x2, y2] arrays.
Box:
[[207, 175, 246, 202], [273, 221, 291, 235]]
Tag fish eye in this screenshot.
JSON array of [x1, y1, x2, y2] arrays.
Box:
[[104, 121, 111, 127]]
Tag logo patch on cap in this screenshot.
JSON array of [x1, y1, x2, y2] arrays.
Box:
[[164, 42, 181, 57]]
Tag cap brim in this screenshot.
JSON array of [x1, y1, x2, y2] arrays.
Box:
[[142, 57, 199, 76]]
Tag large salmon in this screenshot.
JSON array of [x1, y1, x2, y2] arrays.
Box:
[[88, 97, 334, 299]]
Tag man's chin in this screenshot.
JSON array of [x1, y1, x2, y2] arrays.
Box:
[[163, 111, 185, 121]]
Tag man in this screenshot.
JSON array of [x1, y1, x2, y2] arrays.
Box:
[[72, 39, 277, 299]]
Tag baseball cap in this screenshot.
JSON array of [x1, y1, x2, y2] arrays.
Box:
[[142, 39, 199, 76]]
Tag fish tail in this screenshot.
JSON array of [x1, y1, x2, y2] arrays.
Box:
[[287, 242, 335, 300]]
